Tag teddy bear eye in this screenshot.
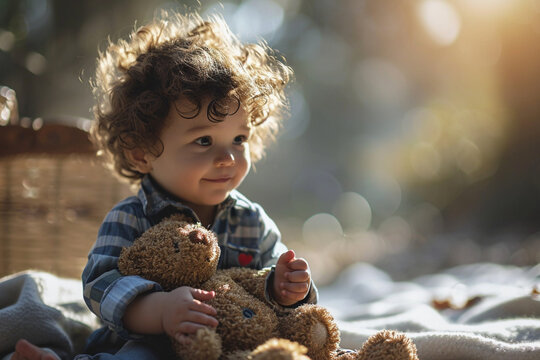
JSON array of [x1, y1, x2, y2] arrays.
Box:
[[173, 241, 180, 253], [242, 308, 255, 319]]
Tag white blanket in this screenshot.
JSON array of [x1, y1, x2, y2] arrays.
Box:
[[320, 263, 540, 360], [0, 271, 99, 360], [1, 264, 539, 360]]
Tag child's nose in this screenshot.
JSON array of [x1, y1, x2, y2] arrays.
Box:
[[214, 150, 235, 167]]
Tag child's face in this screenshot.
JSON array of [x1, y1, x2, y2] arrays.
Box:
[[146, 98, 252, 209]]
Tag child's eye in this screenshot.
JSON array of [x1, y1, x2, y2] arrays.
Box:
[[195, 136, 212, 146], [233, 135, 247, 145]]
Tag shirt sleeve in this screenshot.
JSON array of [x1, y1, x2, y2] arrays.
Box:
[[255, 203, 319, 310], [82, 203, 162, 340], [257, 204, 287, 268]]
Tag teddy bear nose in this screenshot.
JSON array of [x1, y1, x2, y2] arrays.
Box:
[[189, 230, 207, 244]]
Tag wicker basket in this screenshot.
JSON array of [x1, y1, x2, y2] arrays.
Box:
[[0, 120, 132, 279]]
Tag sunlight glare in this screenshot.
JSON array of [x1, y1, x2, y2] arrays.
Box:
[[457, 0, 517, 18], [418, 0, 461, 46]]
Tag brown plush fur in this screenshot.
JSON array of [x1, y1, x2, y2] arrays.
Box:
[[358, 331, 419, 360], [118, 217, 419, 360], [250, 338, 311, 360]]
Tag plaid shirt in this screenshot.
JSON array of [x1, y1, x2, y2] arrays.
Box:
[[82, 175, 317, 340]]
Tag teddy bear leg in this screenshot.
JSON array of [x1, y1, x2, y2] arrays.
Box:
[[171, 327, 222, 360], [355, 330, 419, 360], [249, 338, 311, 360], [279, 304, 340, 360]]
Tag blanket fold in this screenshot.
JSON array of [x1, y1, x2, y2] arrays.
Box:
[[0, 271, 99, 360], [320, 263, 540, 360], [1, 263, 539, 360]]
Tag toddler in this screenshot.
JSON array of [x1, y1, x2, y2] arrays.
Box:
[[48, 10, 312, 360], [12, 9, 315, 360]]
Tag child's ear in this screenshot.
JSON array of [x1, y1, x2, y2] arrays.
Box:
[[125, 148, 153, 173]]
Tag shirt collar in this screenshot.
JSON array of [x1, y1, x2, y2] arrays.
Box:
[[138, 175, 237, 222]]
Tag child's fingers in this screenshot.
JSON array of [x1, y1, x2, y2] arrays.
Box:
[[285, 270, 310, 283], [14, 339, 33, 358], [276, 250, 295, 266], [190, 288, 216, 301], [176, 321, 212, 337], [14, 339, 59, 360], [280, 281, 310, 294], [184, 312, 219, 328], [190, 299, 217, 316], [279, 289, 307, 303], [286, 258, 309, 271], [185, 310, 219, 328]]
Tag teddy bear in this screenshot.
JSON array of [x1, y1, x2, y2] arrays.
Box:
[[118, 216, 418, 360]]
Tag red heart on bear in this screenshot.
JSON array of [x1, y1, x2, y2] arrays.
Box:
[[238, 253, 253, 266]]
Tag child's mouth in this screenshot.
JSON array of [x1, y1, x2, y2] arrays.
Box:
[[203, 177, 232, 183]]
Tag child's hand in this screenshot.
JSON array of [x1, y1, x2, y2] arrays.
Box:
[[160, 286, 218, 345], [272, 250, 311, 306]]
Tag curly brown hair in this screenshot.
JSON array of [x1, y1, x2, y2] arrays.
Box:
[[90, 11, 293, 183]]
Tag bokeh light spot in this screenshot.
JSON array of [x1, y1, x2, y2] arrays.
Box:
[[378, 216, 412, 252], [354, 58, 408, 107], [292, 22, 322, 61], [403, 107, 442, 141], [292, 170, 343, 211], [408, 202, 443, 237], [233, 0, 284, 41], [410, 142, 441, 179], [302, 213, 343, 245], [456, 138, 482, 175], [25, 52, 47, 75], [332, 192, 372, 233], [281, 87, 310, 140], [418, 0, 461, 46], [363, 174, 403, 219], [0, 108, 10, 124], [0, 30, 15, 52]]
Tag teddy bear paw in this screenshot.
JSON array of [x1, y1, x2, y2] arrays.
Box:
[[172, 327, 222, 360], [249, 338, 310, 360], [358, 330, 419, 360], [279, 304, 340, 360]]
